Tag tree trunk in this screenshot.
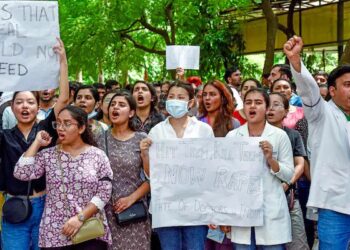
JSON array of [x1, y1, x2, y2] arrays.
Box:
[[76, 69, 83, 82], [98, 61, 104, 83], [340, 39, 350, 65], [261, 0, 278, 75]]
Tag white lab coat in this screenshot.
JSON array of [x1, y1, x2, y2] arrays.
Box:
[[226, 122, 294, 245], [291, 62, 350, 215]]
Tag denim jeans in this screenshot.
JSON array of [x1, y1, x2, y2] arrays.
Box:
[[233, 228, 286, 250], [1, 195, 45, 250], [156, 225, 207, 250], [318, 209, 350, 250]]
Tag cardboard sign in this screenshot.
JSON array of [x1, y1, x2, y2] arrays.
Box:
[[149, 137, 265, 228], [166, 45, 200, 70], [0, 1, 60, 91]]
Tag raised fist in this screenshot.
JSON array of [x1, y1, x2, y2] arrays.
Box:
[[283, 36, 303, 60]]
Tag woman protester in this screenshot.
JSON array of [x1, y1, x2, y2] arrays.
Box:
[[233, 78, 261, 125], [224, 88, 294, 249], [198, 80, 238, 249], [140, 81, 214, 250], [270, 78, 313, 247], [199, 80, 240, 136], [131, 81, 164, 134], [270, 79, 305, 130], [99, 90, 118, 127], [74, 86, 108, 139], [267, 93, 309, 250], [0, 38, 69, 250], [97, 91, 151, 250], [14, 106, 113, 249]]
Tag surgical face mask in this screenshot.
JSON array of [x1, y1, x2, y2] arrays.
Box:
[[166, 99, 189, 118], [88, 110, 98, 119]]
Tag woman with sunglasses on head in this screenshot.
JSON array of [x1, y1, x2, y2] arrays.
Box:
[[224, 88, 294, 250], [267, 92, 309, 250], [0, 38, 69, 250], [140, 81, 214, 250], [96, 91, 151, 250], [14, 106, 113, 249]]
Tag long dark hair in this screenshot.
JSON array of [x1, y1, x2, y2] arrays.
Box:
[[57, 105, 97, 146], [199, 80, 234, 137], [131, 81, 158, 112], [108, 91, 137, 131]]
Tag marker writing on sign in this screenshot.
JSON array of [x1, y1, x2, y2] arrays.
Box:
[[0, 62, 28, 76]]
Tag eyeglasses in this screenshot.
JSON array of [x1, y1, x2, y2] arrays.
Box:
[[268, 104, 285, 110], [52, 121, 78, 130]]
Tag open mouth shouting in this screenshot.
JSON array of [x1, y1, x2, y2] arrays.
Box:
[[110, 110, 120, 120], [248, 110, 257, 118], [20, 110, 31, 119], [137, 95, 145, 104]]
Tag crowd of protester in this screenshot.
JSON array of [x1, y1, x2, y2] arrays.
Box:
[[0, 36, 349, 250]]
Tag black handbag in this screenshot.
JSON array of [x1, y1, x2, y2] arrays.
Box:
[[104, 132, 148, 226], [2, 182, 32, 224], [115, 201, 148, 226]]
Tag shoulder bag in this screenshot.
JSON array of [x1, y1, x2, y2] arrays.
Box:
[[2, 181, 32, 224]]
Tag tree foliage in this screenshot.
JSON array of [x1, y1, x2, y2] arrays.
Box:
[[58, 0, 253, 83]]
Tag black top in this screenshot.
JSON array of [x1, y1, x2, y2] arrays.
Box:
[[132, 110, 164, 134], [0, 111, 57, 195], [283, 127, 307, 158]]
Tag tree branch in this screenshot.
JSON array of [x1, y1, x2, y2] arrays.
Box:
[[112, 19, 139, 34], [165, 1, 176, 44], [278, 23, 288, 36], [139, 15, 171, 44], [121, 33, 165, 55]]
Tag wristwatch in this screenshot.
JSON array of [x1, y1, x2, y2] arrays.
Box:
[[77, 212, 86, 222]]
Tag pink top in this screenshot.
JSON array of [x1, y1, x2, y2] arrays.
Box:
[[282, 106, 304, 129], [14, 146, 113, 247]]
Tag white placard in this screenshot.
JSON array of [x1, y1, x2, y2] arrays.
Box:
[[166, 45, 200, 70], [0, 1, 60, 91], [149, 137, 265, 228]]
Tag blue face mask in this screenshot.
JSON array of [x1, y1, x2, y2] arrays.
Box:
[[166, 99, 189, 118]]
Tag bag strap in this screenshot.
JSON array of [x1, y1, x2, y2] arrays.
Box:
[[56, 146, 70, 217], [26, 180, 32, 200], [56, 146, 102, 220], [104, 130, 109, 157]]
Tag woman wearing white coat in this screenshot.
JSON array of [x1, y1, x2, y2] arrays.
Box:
[[224, 88, 294, 249]]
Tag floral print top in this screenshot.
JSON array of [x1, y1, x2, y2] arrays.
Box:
[[14, 146, 113, 247]]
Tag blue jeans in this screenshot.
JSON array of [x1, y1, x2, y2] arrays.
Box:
[[1, 195, 45, 250], [318, 209, 350, 250], [233, 228, 286, 250], [156, 225, 207, 250]]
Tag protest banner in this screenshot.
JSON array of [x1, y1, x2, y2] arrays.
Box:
[[166, 45, 200, 70], [149, 137, 265, 228], [0, 1, 60, 91]]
